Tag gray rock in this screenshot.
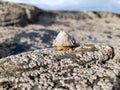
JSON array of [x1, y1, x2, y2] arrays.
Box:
[[55, 11, 120, 20], [0, 44, 117, 90], [0, 1, 42, 26]]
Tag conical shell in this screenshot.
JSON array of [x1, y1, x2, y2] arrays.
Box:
[[53, 31, 76, 47]]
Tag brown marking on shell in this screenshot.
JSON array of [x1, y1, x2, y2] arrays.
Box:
[[54, 46, 72, 51]]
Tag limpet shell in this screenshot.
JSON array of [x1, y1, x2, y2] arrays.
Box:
[[53, 31, 76, 51]]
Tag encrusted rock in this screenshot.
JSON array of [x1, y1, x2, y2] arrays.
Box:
[[72, 44, 114, 64], [0, 44, 116, 90]]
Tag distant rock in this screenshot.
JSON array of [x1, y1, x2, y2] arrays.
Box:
[[55, 11, 120, 19], [0, 1, 42, 26], [0, 1, 119, 27]]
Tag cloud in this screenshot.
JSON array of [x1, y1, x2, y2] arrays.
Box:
[[3, 0, 120, 13], [4, 0, 83, 6], [36, 0, 64, 6], [3, 0, 25, 3]]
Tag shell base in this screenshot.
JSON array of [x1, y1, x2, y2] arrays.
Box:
[[54, 46, 72, 51]]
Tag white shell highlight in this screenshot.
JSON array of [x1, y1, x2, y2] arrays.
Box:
[[53, 31, 76, 47]]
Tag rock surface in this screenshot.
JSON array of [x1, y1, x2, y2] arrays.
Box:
[[0, 1, 120, 90], [0, 1, 42, 26], [0, 44, 116, 90]]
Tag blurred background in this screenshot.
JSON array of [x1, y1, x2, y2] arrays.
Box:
[[0, 0, 120, 59], [3, 0, 120, 13]]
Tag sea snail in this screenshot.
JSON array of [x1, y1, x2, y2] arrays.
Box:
[[53, 31, 76, 51]]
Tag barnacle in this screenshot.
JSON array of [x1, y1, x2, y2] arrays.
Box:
[[53, 31, 76, 51]]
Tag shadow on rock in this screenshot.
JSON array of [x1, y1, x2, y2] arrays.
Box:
[[0, 39, 13, 58], [112, 72, 120, 90], [11, 29, 57, 55], [0, 29, 57, 58]]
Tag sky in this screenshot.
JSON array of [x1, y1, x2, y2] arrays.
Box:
[[3, 0, 120, 13]]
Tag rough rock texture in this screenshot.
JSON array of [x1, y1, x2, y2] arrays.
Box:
[[0, 44, 116, 90], [0, 2, 120, 89], [0, 1, 42, 26]]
